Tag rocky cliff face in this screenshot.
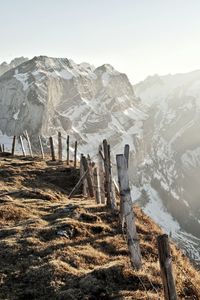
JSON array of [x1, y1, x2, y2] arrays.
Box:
[[135, 71, 200, 265]]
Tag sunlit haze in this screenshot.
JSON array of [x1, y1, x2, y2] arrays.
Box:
[[1, 0, 200, 83]]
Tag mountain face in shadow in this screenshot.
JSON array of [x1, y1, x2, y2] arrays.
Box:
[[135, 71, 200, 266]]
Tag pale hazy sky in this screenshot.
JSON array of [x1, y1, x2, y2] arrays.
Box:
[[1, 0, 200, 83]]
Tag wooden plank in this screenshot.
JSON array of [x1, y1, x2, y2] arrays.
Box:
[[157, 234, 177, 300], [49, 137, 56, 161], [11, 136, 16, 156], [116, 154, 142, 270], [38, 136, 45, 159], [82, 155, 94, 198], [66, 135, 69, 165], [124, 144, 130, 168], [19, 136, 26, 157], [74, 141, 77, 168], [25, 130, 33, 157], [58, 132, 62, 161]]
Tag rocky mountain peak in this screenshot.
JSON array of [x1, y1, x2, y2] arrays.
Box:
[[0, 56, 28, 76]]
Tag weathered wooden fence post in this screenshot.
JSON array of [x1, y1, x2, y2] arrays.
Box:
[[157, 234, 177, 300], [38, 136, 45, 159], [74, 141, 77, 168], [98, 145, 105, 204], [58, 132, 62, 161], [0, 145, 2, 153], [2, 144, 5, 152], [116, 154, 142, 270], [66, 135, 70, 165], [11, 136, 16, 156], [80, 154, 88, 197], [93, 167, 101, 204], [103, 139, 111, 207], [49, 137, 56, 161], [102, 140, 116, 209], [19, 136, 26, 157], [82, 155, 94, 198], [25, 130, 33, 157], [107, 144, 116, 209], [124, 144, 130, 168]]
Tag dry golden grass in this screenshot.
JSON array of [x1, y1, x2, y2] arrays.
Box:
[[0, 156, 200, 299]]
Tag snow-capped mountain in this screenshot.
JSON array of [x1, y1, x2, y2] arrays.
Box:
[[134, 71, 200, 266], [0, 57, 28, 76], [0, 55, 146, 155], [1, 56, 200, 266]]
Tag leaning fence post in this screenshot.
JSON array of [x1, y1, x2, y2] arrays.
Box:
[[38, 136, 45, 159], [25, 130, 33, 157], [116, 154, 142, 270], [66, 135, 69, 165], [74, 141, 77, 168], [58, 132, 62, 161], [49, 137, 56, 161], [124, 144, 130, 168], [11, 136, 16, 156], [82, 155, 94, 198], [19, 136, 26, 157], [157, 234, 177, 300]]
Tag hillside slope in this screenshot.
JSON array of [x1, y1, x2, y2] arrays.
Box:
[[0, 156, 200, 299]]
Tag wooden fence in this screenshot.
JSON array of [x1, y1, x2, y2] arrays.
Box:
[[0, 133, 177, 300]]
